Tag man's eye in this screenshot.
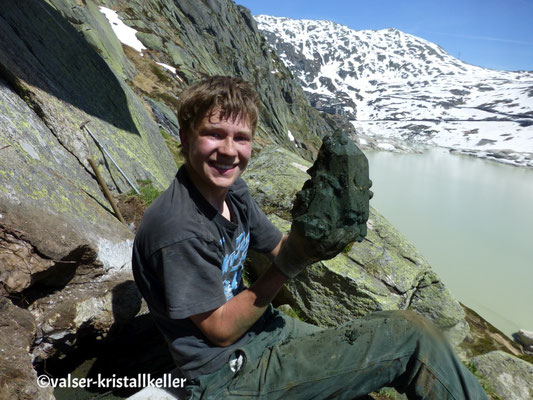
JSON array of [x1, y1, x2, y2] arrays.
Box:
[[235, 136, 250, 142]]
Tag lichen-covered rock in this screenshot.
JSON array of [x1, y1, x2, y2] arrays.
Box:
[[0, 0, 176, 290], [470, 351, 533, 400], [0, 0, 175, 196], [291, 130, 372, 259], [0, 298, 54, 400], [244, 145, 468, 345], [0, 81, 132, 292]]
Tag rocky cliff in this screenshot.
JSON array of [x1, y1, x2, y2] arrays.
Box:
[[0, 1, 530, 399]]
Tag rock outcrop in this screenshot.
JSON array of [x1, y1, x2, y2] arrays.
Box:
[[0, 297, 53, 400], [48, 0, 339, 159], [470, 351, 533, 400], [0, 0, 176, 294]]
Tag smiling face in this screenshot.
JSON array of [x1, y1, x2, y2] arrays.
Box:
[[181, 108, 253, 204]]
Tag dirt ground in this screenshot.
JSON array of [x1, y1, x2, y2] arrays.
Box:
[[116, 195, 147, 233]]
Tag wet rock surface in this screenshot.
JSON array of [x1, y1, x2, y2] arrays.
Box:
[[291, 130, 373, 260]]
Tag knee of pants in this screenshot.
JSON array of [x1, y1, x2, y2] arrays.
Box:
[[391, 310, 448, 344]]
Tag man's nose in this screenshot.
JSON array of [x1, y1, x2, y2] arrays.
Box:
[[220, 137, 237, 156]]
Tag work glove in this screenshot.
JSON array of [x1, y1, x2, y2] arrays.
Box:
[[273, 228, 323, 279]]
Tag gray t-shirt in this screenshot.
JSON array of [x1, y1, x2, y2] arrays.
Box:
[[132, 166, 282, 379]]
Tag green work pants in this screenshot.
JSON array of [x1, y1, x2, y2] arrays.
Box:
[[186, 307, 488, 399]]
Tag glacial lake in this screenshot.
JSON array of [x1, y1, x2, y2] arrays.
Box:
[[365, 147, 533, 338]]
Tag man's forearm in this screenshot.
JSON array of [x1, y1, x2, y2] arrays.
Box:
[[190, 264, 288, 347], [222, 264, 287, 343]]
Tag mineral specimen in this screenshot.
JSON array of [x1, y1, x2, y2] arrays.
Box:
[[291, 130, 373, 260]]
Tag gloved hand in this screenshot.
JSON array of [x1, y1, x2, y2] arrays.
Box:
[[273, 227, 323, 279]]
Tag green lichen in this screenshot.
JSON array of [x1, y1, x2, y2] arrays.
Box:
[[28, 186, 50, 200]]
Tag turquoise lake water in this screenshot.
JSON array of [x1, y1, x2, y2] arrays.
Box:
[[365, 147, 533, 337]]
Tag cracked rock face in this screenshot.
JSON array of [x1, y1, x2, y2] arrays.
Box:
[[291, 130, 373, 259]]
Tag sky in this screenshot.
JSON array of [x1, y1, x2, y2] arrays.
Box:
[[236, 0, 533, 72]]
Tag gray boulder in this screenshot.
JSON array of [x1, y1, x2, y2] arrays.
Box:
[[470, 351, 533, 400]]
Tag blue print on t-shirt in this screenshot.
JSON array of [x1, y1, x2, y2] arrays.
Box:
[[221, 232, 250, 300]]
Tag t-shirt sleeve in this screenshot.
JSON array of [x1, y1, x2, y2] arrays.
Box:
[[152, 237, 227, 320], [242, 189, 283, 254]]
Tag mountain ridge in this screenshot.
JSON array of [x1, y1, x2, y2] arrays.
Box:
[[255, 15, 533, 167]]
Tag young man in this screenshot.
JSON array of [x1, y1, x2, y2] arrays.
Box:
[[132, 76, 488, 399]]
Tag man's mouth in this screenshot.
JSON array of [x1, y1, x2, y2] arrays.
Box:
[[210, 161, 237, 172]]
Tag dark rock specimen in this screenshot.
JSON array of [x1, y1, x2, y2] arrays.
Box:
[[291, 130, 372, 259]]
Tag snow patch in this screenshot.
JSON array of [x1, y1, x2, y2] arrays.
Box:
[[99, 7, 146, 53], [377, 143, 396, 151], [287, 129, 295, 142], [157, 62, 177, 74]]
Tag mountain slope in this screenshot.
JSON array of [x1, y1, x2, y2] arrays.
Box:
[[256, 15, 533, 167]]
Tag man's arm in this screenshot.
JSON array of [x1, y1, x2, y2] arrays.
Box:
[[189, 235, 288, 347], [189, 261, 288, 347], [190, 231, 321, 347], [264, 234, 287, 261]]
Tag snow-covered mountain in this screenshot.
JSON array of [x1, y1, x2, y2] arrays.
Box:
[[256, 15, 533, 167]]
